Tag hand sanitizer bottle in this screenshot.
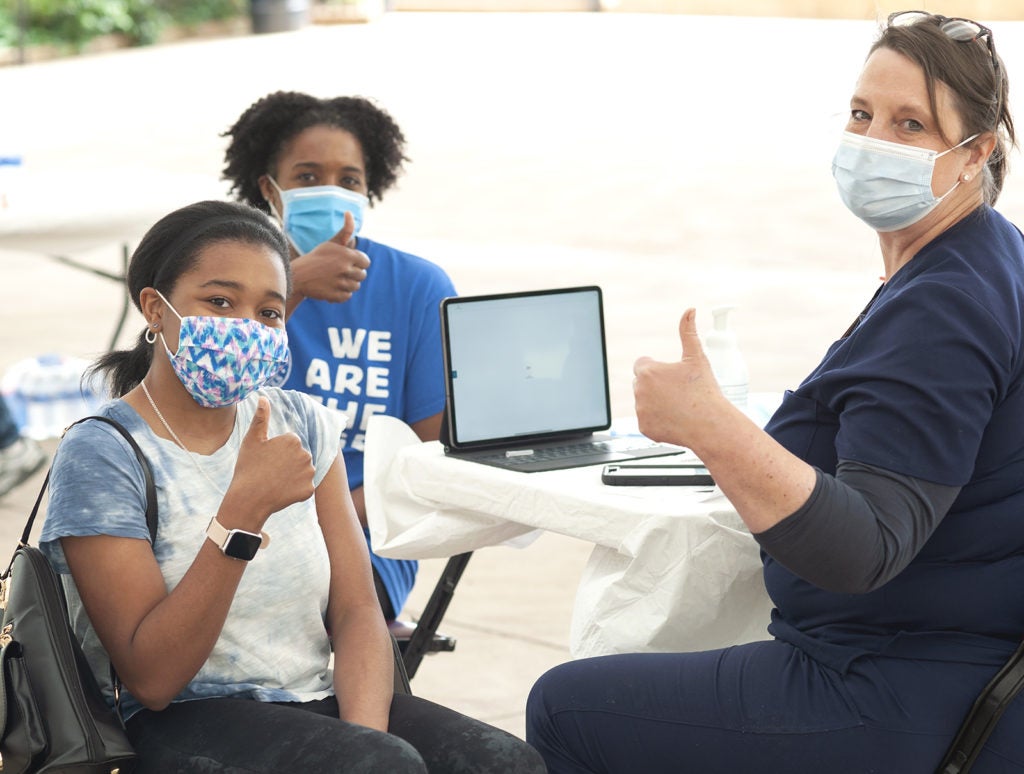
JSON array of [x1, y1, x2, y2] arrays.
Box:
[[704, 306, 749, 409]]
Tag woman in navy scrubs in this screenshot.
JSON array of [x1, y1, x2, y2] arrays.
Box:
[[527, 12, 1023, 773]]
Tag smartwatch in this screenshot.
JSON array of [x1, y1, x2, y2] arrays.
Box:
[[205, 517, 270, 561]]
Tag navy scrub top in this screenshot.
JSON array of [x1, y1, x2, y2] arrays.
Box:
[[763, 206, 1024, 672]]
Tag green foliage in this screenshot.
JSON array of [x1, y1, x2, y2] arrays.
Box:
[[157, 0, 244, 28], [0, 0, 245, 52]]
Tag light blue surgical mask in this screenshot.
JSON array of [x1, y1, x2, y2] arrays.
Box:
[[267, 177, 368, 255], [832, 131, 977, 232]]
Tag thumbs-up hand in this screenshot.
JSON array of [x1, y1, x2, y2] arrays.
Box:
[[291, 211, 371, 304], [226, 397, 315, 525], [632, 309, 726, 448], [327, 210, 358, 251]]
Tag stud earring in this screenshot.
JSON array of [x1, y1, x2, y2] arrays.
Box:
[[963, 173, 972, 182]]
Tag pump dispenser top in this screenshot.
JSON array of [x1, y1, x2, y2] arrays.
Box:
[[703, 306, 749, 409]]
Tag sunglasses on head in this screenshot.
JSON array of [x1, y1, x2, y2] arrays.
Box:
[[887, 10, 999, 76]]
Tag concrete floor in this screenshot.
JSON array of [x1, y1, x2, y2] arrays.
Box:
[[1, 11, 1023, 742]]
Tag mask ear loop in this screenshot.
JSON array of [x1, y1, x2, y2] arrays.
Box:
[[153, 290, 183, 322], [934, 133, 981, 199], [263, 176, 306, 256], [151, 290, 185, 356], [264, 176, 286, 223]]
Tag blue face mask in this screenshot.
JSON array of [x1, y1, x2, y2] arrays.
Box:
[[267, 177, 369, 255], [832, 131, 976, 232]]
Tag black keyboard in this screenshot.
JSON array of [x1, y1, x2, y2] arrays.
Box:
[[482, 437, 663, 466]]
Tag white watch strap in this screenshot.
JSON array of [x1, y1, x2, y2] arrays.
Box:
[[205, 517, 270, 550]]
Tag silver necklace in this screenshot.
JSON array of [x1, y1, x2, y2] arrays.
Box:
[[140, 380, 225, 495]]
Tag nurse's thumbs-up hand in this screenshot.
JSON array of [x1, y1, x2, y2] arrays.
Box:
[[632, 308, 729, 450]]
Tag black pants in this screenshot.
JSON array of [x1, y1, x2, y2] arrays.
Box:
[[127, 693, 545, 773]]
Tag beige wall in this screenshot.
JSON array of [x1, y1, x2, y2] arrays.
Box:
[[394, 0, 594, 9], [392, 0, 1023, 19], [602, 1, 1022, 19]]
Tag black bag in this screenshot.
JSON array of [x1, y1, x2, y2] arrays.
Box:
[[0, 416, 157, 774], [936, 639, 1024, 774]]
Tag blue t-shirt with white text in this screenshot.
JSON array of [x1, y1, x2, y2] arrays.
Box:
[[282, 236, 456, 615]]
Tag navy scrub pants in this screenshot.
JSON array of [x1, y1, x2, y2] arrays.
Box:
[[526, 639, 1024, 773]]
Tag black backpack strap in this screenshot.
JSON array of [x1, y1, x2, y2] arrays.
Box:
[[19, 415, 158, 548], [74, 415, 159, 727], [73, 416, 157, 545], [937, 639, 1024, 774], [19, 415, 159, 726]]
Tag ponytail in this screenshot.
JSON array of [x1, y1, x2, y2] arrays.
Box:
[[88, 328, 154, 398]]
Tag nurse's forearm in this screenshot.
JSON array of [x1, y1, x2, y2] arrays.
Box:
[[692, 403, 818, 534]]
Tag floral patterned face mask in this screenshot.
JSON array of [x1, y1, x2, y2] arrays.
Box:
[[154, 290, 291, 408]]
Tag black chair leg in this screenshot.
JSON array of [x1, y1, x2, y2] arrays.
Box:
[[391, 633, 412, 695], [400, 552, 473, 679]]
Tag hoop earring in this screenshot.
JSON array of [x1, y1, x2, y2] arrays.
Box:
[[145, 327, 157, 345]]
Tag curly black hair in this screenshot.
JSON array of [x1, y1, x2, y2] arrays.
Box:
[[221, 91, 409, 210]]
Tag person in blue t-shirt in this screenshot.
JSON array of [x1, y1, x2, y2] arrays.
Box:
[[527, 12, 1024, 773], [222, 93, 456, 632]]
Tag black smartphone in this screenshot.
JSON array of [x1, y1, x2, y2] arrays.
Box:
[[601, 463, 715, 487]]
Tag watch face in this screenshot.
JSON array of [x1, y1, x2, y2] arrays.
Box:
[[224, 530, 263, 561]]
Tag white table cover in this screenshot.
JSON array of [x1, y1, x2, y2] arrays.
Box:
[[364, 415, 774, 658]]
